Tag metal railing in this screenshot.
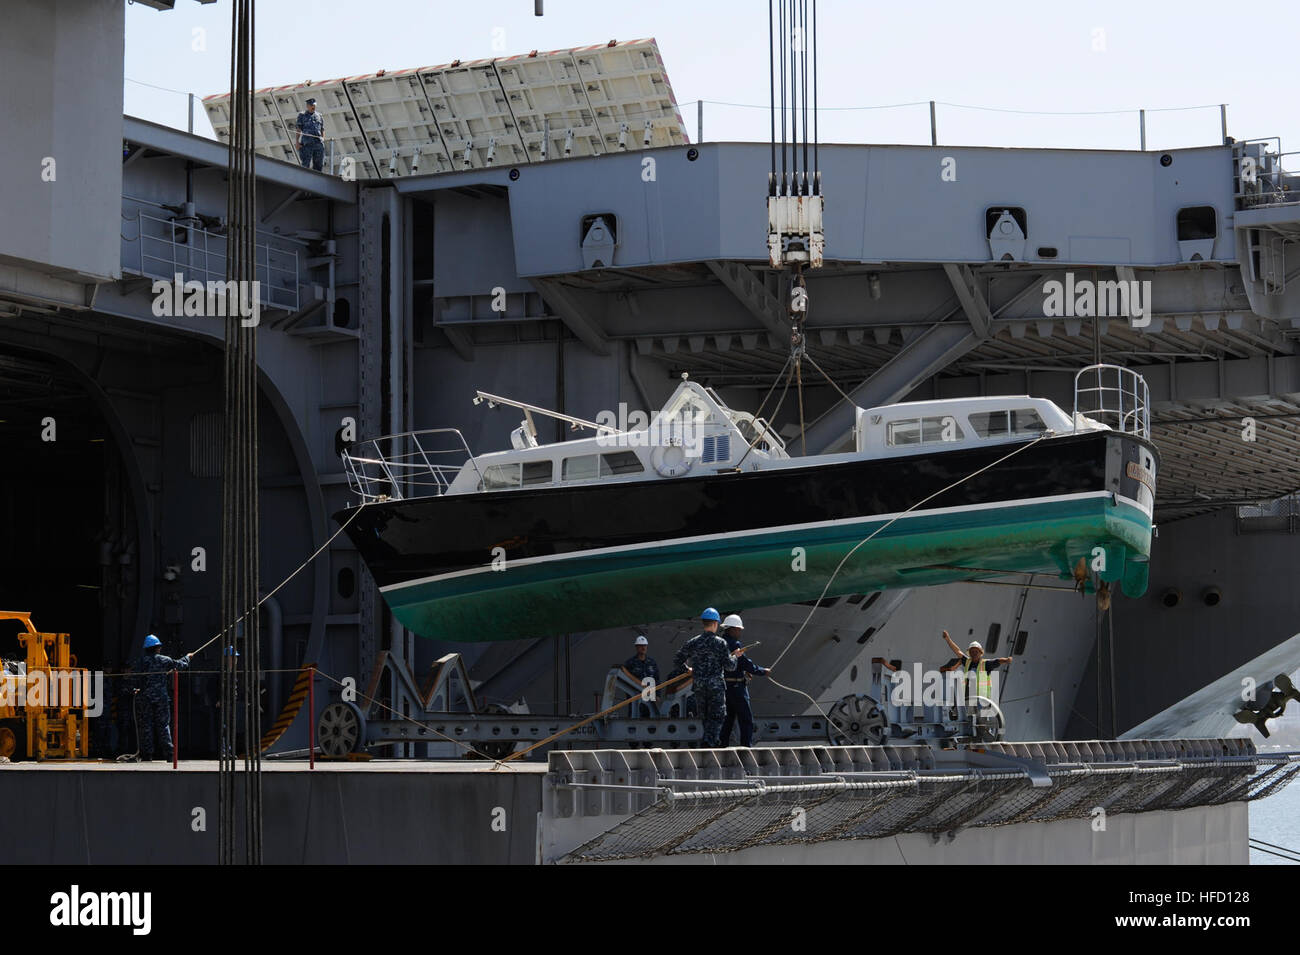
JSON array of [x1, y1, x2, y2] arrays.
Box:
[[1073, 364, 1151, 439], [124, 211, 300, 311], [342, 428, 482, 503], [1233, 141, 1300, 209]]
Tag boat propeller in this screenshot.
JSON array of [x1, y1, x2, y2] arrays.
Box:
[[1232, 672, 1300, 738]]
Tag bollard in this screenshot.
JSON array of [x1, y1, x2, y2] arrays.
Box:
[[172, 668, 179, 768]]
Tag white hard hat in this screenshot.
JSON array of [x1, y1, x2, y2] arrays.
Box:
[[634, 635, 648, 646], [968, 641, 983, 652], [722, 614, 744, 630]]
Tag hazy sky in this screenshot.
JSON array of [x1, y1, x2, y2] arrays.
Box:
[[124, 0, 1296, 156]]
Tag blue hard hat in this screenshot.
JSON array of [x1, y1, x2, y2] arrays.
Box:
[[143, 634, 161, 649], [701, 607, 720, 622]]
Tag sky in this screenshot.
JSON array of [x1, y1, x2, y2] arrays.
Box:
[[124, 0, 1297, 157]]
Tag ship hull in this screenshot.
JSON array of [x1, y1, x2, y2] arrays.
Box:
[[340, 431, 1157, 641]]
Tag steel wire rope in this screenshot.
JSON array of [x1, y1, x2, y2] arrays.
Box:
[[191, 506, 363, 658], [734, 358, 797, 469], [768, 434, 1051, 672]]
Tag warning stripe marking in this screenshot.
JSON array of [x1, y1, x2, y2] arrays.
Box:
[[259, 664, 315, 753]]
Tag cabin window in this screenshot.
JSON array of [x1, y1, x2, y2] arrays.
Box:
[[562, 455, 600, 481], [482, 460, 553, 489], [603, 451, 644, 475], [561, 451, 645, 481], [886, 415, 965, 446], [522, 461, 552, 485], [969, 408, 1047, 438], [482, 464, 520, 490]]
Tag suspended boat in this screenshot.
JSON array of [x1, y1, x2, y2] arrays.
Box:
[[338, 364, 1158, 642]]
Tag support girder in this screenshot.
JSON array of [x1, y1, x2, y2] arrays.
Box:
[[531, 278, 611, 356], [803, 322, 978, 453], [705, 260, 789, 339], [942, 263, 992, 338]]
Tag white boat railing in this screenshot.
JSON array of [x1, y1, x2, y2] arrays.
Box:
[[342, 429, 482, 503], [1073, 364, 1151, 439]]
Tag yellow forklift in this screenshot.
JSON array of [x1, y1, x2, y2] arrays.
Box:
[[0, 612, 91, 760]]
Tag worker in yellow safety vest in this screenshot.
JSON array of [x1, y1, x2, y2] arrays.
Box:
[[939, 630, 1012, 706]]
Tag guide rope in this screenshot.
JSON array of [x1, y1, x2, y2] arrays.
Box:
[[768, 435, 1050, 669]]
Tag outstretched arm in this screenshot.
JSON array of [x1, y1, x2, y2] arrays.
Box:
[[941, 629, 963, 657]]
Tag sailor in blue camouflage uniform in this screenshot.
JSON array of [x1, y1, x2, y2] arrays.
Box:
[[622, 634, 660, 718], [295, 98, 325, 171], [719, 615, 771, 746], [673, 608, 737, 746], [137, 634, 191, 761]]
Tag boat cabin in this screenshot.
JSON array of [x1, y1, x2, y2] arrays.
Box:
[[854, 395, 1083, 457], [439, 381, 1090, 495]]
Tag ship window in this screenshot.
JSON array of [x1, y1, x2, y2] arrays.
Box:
[[482, 460, 552, 489], [1014, 630, 1029, 655], [986, 622, 1002, 654], [602, 451, 644, 475], [482, 464, 521, 490], [563, 452, 645, 481], [886, 415, 965, 446], [522, 460, 552, 485], [1010, 409, 1046, 433], [970, 408, 1047, 438], [562, 455, 600, 481]]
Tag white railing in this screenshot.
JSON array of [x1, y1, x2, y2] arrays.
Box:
[[1234, 141, 1300, 209], [1073, 364, 1150, 439], [124, 211, 300, 311], [342, 428, 482, 503]]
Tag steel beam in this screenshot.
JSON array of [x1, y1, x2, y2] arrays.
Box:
[[943, 263, 992, 338], [803, 322, 978, 453], [122, 116, 357, 203], [705, 260, 789, 339], [438, 324, 475, 361], [531, 278, 611, 355]]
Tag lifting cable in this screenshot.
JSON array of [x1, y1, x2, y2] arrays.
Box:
[[769, 0, 820, 199], [219, 0, 261, 867]]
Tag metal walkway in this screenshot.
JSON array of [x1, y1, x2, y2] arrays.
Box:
[[541, 739, 1300, 863]]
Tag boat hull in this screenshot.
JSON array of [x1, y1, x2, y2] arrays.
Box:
[[339, 431, 1157, 641]]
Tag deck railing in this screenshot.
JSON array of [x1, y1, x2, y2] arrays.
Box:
[[1073, 364, 1151, 439], [342, 429, 482, 503], [123, 211, 300, 311]]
